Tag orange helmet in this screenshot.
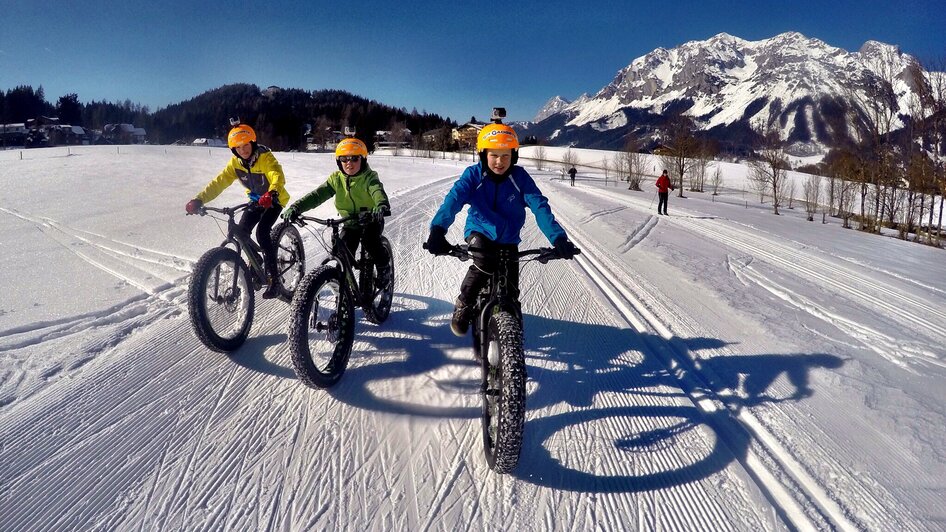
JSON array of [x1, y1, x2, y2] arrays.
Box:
[[227, 124, 257, 148], [477, 124, 519, 152], [335, 137, 368, 158]]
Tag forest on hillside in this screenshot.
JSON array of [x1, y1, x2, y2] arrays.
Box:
[[0, 84, 455, 151]]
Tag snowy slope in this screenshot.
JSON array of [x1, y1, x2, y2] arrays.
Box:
[[534, 32, 936, 155], [0, 146, 944, 531]]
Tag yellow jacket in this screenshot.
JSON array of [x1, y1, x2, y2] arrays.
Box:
[[196, 146, 289, 206]]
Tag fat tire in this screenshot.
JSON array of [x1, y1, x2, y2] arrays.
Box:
[[270, 221, 306, 303], [481, 311, 526, 473], [363, 237, 395, 324], [289, 266, 355, 388], [188, 247, 255, 353]]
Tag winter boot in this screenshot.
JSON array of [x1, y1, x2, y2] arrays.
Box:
[[450, 299, 474, 337], [261, 275, 280, 299]]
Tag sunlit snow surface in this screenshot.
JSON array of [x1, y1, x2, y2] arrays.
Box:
[[0, 145, 943, 531]]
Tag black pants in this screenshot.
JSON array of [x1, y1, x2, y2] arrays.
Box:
[[458, 232, 519, 306], [657, 192, 669, 214], [239, 203, 283, 276], [340, 219, 390, 268]]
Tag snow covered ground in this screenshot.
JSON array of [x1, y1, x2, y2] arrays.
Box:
[[1, 145, 944, 531]]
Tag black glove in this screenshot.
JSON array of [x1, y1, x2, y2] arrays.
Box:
[[553, 236, 578, 259], [371, 204, 390, 223], [425, 226, 451, 255]]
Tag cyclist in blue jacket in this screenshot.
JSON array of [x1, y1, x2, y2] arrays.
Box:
[[425, 122, 578, 336]]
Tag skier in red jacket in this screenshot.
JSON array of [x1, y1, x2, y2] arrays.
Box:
[[656, 170, 674, 215]]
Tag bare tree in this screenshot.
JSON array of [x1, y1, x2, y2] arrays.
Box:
[[562, 147, 578, 175], [803, 174, 822, 221], [784, 177, 797, 210], [533, 145, 546, 171], [840, 179, 858, 229], [690, 139, 718, 192], [388, 120, 409, 156], [620, 136, 646, 191], [710, 166, 723, 195], [659, 115, 699, 197], [826, 172, 838, 216], [606, 156, 621, 186], [748, 125, 790, 214], [748, 165, 768, 203], [914, 55, 946, 243], [846, 44, 902, 232]]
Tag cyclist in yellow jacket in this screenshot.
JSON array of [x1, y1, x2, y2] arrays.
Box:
[[282, 137, 392, 284], [185, 123, 289, 299]]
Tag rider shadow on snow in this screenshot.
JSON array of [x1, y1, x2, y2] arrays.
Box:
[[226, 332, 297, 380], [512, 312, 845, 493], [225, 293, 844, 494], [318, 293, 484, 419]]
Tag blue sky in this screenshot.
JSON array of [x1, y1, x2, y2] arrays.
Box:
[[1, 0, 944, 123]]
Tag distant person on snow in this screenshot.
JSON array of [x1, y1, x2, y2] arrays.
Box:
[[425, 123, 578, 336], [656, 169, 674, 215], [282, 137, 392, 285], [568, 166, 577, 186], [185, 123, 288, 299]]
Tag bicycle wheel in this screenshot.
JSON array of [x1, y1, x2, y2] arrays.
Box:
[[270, 221, 306, 303], [289, 265, 355, 388], [188, 247, 255, 352], [481, 311, 526, 473], [363, 237, 395, 324]]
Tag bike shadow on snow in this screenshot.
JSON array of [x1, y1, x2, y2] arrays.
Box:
[[314, 293, 484, 419], [226, 293, 844, 493], [514, 313, 845, 492], [226, 332, 298, 380]]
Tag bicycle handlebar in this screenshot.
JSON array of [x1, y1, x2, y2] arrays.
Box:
[[422, 242, 580, 263], [292, 210, 390, 228], [189, 202, 256, 218]]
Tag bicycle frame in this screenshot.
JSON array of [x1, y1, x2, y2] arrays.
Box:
[[470, 247, 557, 357], [474, 247, 522, 332], [200, 203, 267, 287], [295, 213, 371, 300]]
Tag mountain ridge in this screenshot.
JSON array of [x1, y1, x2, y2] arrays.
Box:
[[525, 31, 933, 158]]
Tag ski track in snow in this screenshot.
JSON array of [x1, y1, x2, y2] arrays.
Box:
[[553, 181, 942, 531], [574, 185, 946, 371], [0, 169, 772, 531], [1, 153, 942, 530]]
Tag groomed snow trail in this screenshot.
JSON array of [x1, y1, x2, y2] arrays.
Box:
[[1, 149, 943, 531], [546, 178, 945, 531]]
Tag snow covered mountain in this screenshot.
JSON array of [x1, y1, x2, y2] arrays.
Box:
[[533, 94, 589, 123], [525, 32, 927, 156]]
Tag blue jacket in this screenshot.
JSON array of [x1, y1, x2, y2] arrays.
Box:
[[431, 164, 566, 245]]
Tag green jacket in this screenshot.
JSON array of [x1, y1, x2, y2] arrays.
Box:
[[290, 165, 389, 220]]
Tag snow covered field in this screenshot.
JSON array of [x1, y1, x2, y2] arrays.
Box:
[[0, 145, 944, 530]]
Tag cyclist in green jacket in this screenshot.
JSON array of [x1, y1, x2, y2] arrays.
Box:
[[282, 137, 392, 283]]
